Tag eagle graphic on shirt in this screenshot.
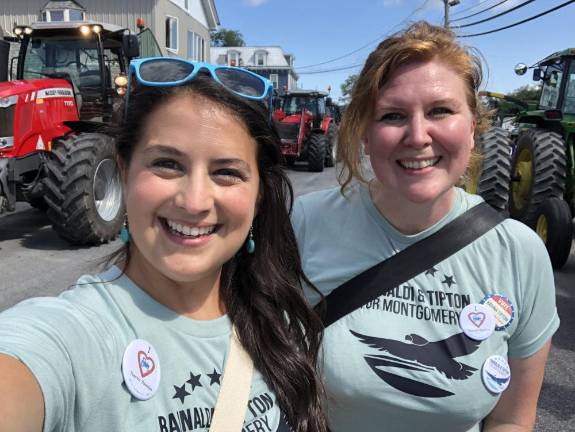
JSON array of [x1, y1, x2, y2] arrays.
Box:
[[351, 330, 482, 397]]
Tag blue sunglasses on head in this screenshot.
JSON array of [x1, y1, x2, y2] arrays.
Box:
[[127, 57, 274, 108]]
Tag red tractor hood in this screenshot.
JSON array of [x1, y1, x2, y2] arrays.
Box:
[[0, 78, 73, 98]]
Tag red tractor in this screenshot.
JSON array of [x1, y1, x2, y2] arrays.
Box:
[[0, 21, 161, 245], [272, 89, 337, 172]]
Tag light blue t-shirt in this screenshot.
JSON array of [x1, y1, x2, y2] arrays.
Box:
[[0, 266, 289, 432], [292, 184, 559, 432]]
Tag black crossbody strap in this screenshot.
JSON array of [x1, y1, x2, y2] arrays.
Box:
[[318, 202, 505, 327]]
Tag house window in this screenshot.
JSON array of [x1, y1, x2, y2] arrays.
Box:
[[228, 51, 239, 67], [256, 52, 266, 66], [49, 10, 65, 21], [187, 31, 204, 61], [69, 10, 84, 21], [270, 73, 278, 89], [165, 17, 178, 52]]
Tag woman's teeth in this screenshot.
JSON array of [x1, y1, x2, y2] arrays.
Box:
[[399, 157, 441, 170], [166, 220, 216, 237]]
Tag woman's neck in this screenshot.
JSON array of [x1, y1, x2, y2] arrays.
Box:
[[368, 181, 457, 235], [125, 251, 225, 320]]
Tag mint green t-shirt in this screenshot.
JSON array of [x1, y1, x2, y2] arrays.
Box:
[[292, 184, 559, 432], [0, 266, 289, 432]]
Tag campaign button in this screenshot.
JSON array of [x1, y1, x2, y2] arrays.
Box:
[[122, 339, 161, 400], [459, 303, 496, 341], [481, 293, 515, 330], [482, 355, 511, 394]]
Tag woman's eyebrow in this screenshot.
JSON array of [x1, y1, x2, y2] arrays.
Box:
[[212, 158, 252, 171], [142, 144, 185, 156]]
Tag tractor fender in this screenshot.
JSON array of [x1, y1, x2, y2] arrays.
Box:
[[320, 117, 332, 133]]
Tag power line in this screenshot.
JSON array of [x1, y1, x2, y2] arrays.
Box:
[[454, 0, 535, 28], [295, 0, 432, 70], [297, 63, 365, 75], [451, 0, 498, 16], [459, 0, 575, 37], [452, 0, 512, 22]]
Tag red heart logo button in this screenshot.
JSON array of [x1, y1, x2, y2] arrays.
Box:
[[138, 351, 156, 378], [468, 312, 486, 328]]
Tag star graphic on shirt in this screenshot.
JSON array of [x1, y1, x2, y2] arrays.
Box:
[[442, 275, 456, 288], [187, 372, 203, 391], [425, 267, 439, 277], [207, 369, 222, 386], [172, 383, 190, 403]]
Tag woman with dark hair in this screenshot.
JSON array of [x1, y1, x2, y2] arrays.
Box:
[[292, 22, 558, 431], [0, 59, 326, 432]]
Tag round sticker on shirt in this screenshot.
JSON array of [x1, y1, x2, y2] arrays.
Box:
[[480, 293, 515, 330], [482, 355, 511, 394], [459, 303, 496, 340], [122, 339, 161, 400]]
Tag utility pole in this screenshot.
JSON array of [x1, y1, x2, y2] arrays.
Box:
[[443, 0, 460, 29]]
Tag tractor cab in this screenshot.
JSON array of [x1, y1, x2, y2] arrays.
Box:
[[279, 90, 328, 128], [515, 49, 575, 120], [13, 21, 160, 124]]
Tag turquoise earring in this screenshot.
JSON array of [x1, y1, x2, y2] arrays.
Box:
[[120, 216, 130, 243], [246, 226, 255, 254]]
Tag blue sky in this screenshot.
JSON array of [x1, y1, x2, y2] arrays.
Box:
[[213, 0, 574, 102]]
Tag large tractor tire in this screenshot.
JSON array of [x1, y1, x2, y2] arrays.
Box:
[[325, 124, 337, 168], [43, 133, 125, 245], [509, 129, 567, 225], [307, 133, 326, 173], [464, 127, 512, 211], [534, 197, 573, 269]]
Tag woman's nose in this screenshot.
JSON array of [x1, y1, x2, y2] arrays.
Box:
[[406, 114, 432, 148], [175, 172, 214, 214]]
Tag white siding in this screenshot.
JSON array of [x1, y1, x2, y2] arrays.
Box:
[[189, 0, 207, 27]]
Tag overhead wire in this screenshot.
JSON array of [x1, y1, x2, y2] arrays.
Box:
[[294, 0, 432, 71], [454, 0, 536, 28], [298, 63, 365, 75], [451, 0, 512, 22], [458, 0, 575, 37], [451, 0, 499, 16]]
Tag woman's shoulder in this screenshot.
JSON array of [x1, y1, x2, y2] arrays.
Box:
[[294, 183, 363, 217], [0, 266, 127, 341]]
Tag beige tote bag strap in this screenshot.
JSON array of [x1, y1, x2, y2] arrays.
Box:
[[210, 326, 254, 432]]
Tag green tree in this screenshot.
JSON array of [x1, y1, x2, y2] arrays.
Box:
[[339, 74, 358, 103], [210, 28, 245, 47], [508, 84, 541, 102]]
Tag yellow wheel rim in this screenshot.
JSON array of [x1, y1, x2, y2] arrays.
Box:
[[511, 147, 533, 210], [536, 214, 548, 244]]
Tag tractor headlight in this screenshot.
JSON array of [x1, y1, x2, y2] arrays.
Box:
[[114, 75, 128, 87], [0, 96, 18, 108], [92, 25, 102, 34], [114, 74, 128, 95], [23, 27, 33, 35], [80, 25, 91, 36], [13, 27, 23, 36]]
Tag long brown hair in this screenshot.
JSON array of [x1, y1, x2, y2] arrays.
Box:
[[112, 76, 326, 432]]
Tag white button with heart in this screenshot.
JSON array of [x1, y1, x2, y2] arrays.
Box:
[[459, 303, 496, 341], [122, 339, 161, 400]]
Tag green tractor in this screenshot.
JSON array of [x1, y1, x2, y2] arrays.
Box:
[[474, 49, 575, 269]]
